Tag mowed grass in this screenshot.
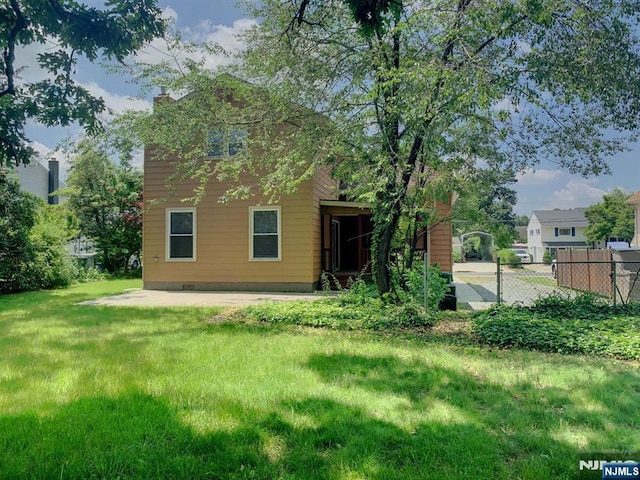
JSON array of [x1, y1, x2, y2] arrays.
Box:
[[0, 281, 639, 479]]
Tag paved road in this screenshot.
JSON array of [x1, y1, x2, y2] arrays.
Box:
[[453, 261, 561, 307]]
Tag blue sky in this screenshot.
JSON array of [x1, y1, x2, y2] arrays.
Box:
[[23, 0, 639, 217]]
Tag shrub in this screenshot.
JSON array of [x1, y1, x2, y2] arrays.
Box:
[[0, 175, 39, 293], [463, 236, 481, 257], [0, 178, 77, 292], [398, 261, 448, 311], [493, 248, 521, 267], [245, 278, 437, 332], [542, 250, 552, 264], [453, 249, 462, 263], [76, 266, 106, 283], [29, 205, 78, 289], [473, 293, 640, 360]]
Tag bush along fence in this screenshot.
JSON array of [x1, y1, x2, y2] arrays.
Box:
[[491, 249, 640, 306]]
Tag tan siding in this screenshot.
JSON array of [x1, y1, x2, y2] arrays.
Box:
[[144, 154, 317, 290], [429, 199, 453, 272]]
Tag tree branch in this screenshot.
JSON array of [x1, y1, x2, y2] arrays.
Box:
[[1, 0, 29, 98]]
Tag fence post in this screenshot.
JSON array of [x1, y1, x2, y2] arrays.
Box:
[[423, 251, 428, 312], [496, 256, 502, 305], [569, 249, 574, 290], [612, 261, 617, 307]]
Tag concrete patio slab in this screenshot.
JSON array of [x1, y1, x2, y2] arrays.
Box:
[[78, 289, 329, 307]]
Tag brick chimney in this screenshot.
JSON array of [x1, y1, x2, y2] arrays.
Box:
[[153, 86, 174, 108], [48, 157, 59, 205]]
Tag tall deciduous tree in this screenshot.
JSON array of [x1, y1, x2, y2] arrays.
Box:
[[453, 163, 519, 249], [584, 189, 635, 244], [0, 0, 165, 167], [61, 137, 143, 274], [135, 0, 640, 294], [237, 0, 640, 293]]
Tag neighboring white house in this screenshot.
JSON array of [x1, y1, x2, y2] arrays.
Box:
[[11, 157, 61, 204], [627, 191, 640, 248], [527, 208, 590, 262], [10, 157, 98, 265]]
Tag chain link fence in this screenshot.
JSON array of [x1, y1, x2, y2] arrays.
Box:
[[499, 260, 640, 306], [454, 257, 640, 307]]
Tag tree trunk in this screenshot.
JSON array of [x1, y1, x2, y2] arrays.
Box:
[[373, 221, 393, 294], [372, 198, 403, 295]]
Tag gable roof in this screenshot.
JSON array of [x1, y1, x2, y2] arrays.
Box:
[[625, 191, 640, 205], [532, 208, 588, 227]]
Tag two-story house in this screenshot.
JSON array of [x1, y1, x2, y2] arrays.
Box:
[[142, 88, 453, 292], [527, 208, 590, 262]]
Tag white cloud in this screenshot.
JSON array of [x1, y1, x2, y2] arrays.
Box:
[[199, 18, 256, 51], [516, 168, 564, 185], [552, 180, 606, 207], [80, 81, 152, 115], [162, 6, 178, 22], [29, 141, 72, 182], [134, 17, 257, 73]]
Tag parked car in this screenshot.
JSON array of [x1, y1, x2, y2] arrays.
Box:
[[551, 259, 557, 278], [512, 249, 532, 264], [464, 250, 482, 261]]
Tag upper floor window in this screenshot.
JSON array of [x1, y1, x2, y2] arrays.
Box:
[[555, 227, 575, 237], [208, 129, 247, 158], [167, 208, 196, 261], [249, 206, 281, 261]]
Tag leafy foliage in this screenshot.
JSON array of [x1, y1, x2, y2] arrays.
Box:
[[238, 0, 640, 295], [29, 204, 79, 289], [60, 137, 143, 275], [0, 174, 40, 292], [0, 0, 165, 167], [584, 188, 635, 244], [0, 174, 77, 292], [494, 248, 521, 267], [392, 261, 449, 311], [474, 293, 640, 360], [453, 163, 519, 248], [246, 278, 438, 331], [129, 0, 640, 295], [463, 236, 482, 256]]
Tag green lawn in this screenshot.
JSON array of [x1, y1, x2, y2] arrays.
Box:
[[0, 280, 638, 479]]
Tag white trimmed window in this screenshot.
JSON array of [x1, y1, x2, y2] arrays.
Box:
[[249, 206, 281, 261], [166, 208, 196, 261]]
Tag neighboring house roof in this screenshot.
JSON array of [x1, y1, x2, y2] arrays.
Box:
[[625, 191, 640, 205], [531, 208, 588, 227]]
